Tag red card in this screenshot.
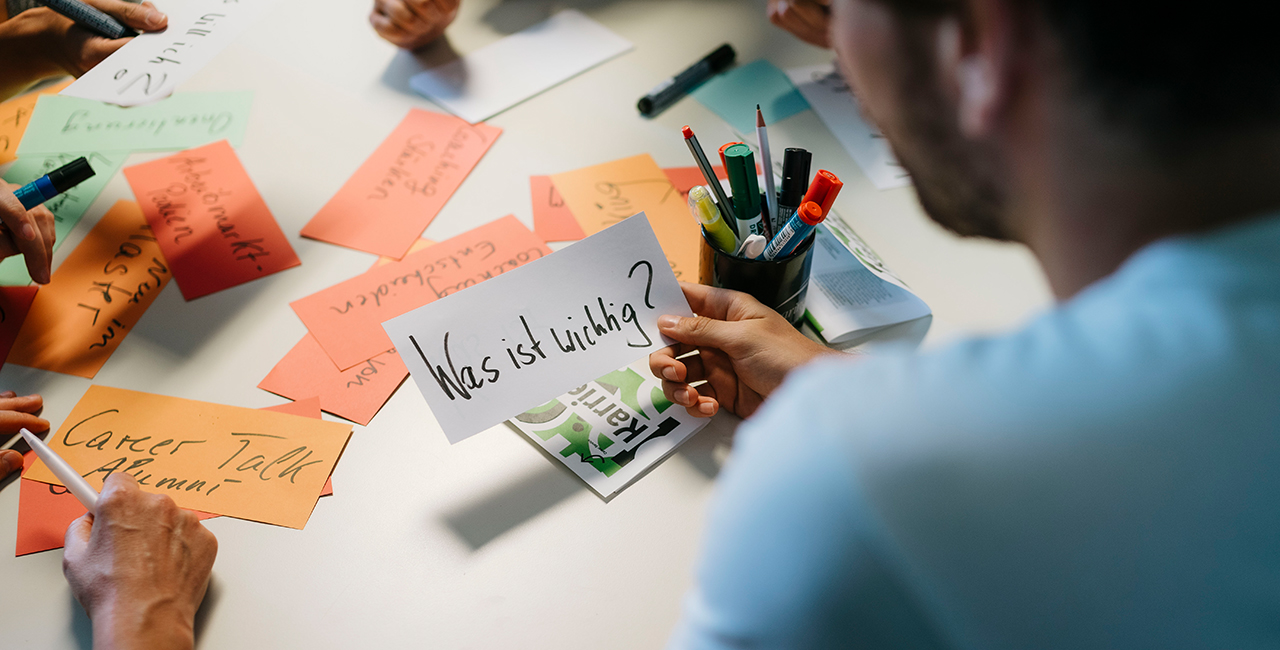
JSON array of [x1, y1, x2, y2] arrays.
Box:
[[291, 215, 551, 370], [15, 398, 332, 556], [530, 176, 585, 242], [124, 140, 301, 300], [0, 285, 38, 368], [300, 109, 502, 259], [259, 335, 407, 426]]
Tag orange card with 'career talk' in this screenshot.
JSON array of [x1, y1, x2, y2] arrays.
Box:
[[550, 154, 701, 282], [301, 109, 502, 259], [23, 387, 351, 530], [15, 398, 333, 556], [530, 175, 585, 242], [7, 201, 172, 378], [0, 79, 71, 165], [0, 285, 39, 369], [291, 215, 551, 370], [124, 140, 300, 300]]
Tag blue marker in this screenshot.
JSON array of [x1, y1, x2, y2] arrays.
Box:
[[761, 201, 823, 260], [13, 157, 95, 210], [37, 0, 135, 40]]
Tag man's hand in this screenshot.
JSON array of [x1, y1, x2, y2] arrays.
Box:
[[649, 283, 839, 419], [0, 390, 48, 480], [370, 0, 459, 50], [0, 179, 56, 284], [64, 474, 217, 650], [24, 1, 168, 76], [767, 0, 833, 49]]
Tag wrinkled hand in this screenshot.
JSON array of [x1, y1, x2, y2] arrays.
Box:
[[649, 283, 839, 419], [64, 474, 217, 650], [28, 1, 168, 77], [767, 0, 833, 49], [0, 390, 48, 480], [370, 0, 459, 50]]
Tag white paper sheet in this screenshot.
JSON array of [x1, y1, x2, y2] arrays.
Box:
[[61, 0, 276, 107], [804, 216, 931, 344], [786, 63, 912, 191], [409, 9, 633, 124], [507, 358, 709, 500], [382, 214, 692, 444]]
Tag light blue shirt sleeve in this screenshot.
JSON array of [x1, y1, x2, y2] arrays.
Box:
[[667, 367, 948, 650]]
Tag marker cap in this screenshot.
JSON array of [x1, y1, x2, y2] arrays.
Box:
[[797, 201, 824, 226], [802, 170, 843, 217], [48, 157, 95, 193]]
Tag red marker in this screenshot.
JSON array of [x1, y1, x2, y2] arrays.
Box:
[[801, 170, 844, 217]]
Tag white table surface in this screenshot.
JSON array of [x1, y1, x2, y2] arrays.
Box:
[[0, 0, 1052, 647]]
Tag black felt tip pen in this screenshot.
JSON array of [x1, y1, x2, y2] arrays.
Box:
[[775, 148, 812, 233], [37, 0, 136, 39], [637, 44, 736, 117], [13, 156, 96, 210]]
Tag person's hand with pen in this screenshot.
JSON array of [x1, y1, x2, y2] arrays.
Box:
[[0, 390, 49, 480], [0, 0, 169, 101], [650, 283, 844, 419], [370, 0, 460, 51], [0, 178, 56, 284]]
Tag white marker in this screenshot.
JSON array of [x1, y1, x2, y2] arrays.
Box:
[[21, 428, 99, 510], [735, 234, 767, 260]]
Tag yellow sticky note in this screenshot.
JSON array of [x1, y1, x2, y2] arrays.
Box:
[[0, 80, 72, 165], [551, 154, 701, 282], [23, 386, 353, 529]]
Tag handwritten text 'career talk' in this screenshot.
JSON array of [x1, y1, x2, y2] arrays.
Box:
[[410, 261, 660, 401]]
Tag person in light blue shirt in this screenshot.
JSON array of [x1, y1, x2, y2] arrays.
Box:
[[649, 0, 1280, 648]]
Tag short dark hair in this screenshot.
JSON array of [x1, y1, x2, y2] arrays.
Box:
[[879, 0, 1280, 143]]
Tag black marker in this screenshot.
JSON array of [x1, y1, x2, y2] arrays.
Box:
[[13, 156, 95, 210], [637, 44, 736, 117], [37, 0, 136, 40], [776, 148, 811, 230]]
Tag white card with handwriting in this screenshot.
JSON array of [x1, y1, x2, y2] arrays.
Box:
[[382, 214, 692, 443], [61, 0, 276, 107]]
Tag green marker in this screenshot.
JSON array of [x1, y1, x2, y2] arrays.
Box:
[[723, 143, 766, 238], [688, 185, 738, 253]]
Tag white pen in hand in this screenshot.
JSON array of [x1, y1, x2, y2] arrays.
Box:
[[21, 427, 99, 510]]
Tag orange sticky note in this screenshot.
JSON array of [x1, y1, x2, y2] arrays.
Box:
[[0, 285, 39, 369], [7, 201, 172, 378], [291, 215, 551, 370], [23, 386, 351, 530], [301, 109, 502, 259], [551, 154, 700, 282], [15, 399, 332, 556], [259, 335, 407, 426], [0, 79, 72, 165], [123, 140, 300, 300], [663, 165, 730, 202], [531, 175, 585, 242]]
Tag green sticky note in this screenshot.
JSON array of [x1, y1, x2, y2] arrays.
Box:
[[0, 152, 125, 285], [692, 59, 810, 135], [16, 91, 253, 156]]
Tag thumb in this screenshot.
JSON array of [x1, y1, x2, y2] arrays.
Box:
[[63, 511, 94, 559], [657, 313, 750, 354], [0, 449, 23, 479]]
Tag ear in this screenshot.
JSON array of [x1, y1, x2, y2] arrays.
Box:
[[940, 0, 1019, 138]]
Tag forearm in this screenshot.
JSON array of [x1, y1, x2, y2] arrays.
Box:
[[91, 599, 197, 650], [0, 14, 62, 100]]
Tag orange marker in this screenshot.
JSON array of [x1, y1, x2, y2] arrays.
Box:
[[802, 170, 844, 217]]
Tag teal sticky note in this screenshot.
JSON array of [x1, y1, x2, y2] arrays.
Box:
[[0, 151, 125, 285], [692, 59, 810, 135], [16, 91, 253, 156]]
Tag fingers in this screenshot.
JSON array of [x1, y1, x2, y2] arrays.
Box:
[[0, 394, 50, 433], [370, 0, 456, 50], [82, 0, 168, 32], [63, 512, 94, 563], [0, 393, 44, 415], [0, 449, 24, 480], [0, 189, 52, 284], [77, 35, 132, 71], [32, 205, 55, 256], [0, 391, 16, 398], [678, 282, 770, 321], [768, 0, 833, 48], [657, 312, 748, 354]]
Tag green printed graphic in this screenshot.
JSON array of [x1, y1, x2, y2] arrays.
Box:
[[532, 413, 622, 477], [515, 399, 566, 424], [650, 387, 674, 414], [597, 367, 649, 419]]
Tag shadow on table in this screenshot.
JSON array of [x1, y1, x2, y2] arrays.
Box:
[[480, 0, 622, 35], [380, 37, 463, 97], [442, 463, 584, 550], [675, 412, 738, 481], [129, 273, 274, 358]]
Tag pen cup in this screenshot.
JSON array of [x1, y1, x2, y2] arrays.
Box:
[[698, 228, 815, 326]]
